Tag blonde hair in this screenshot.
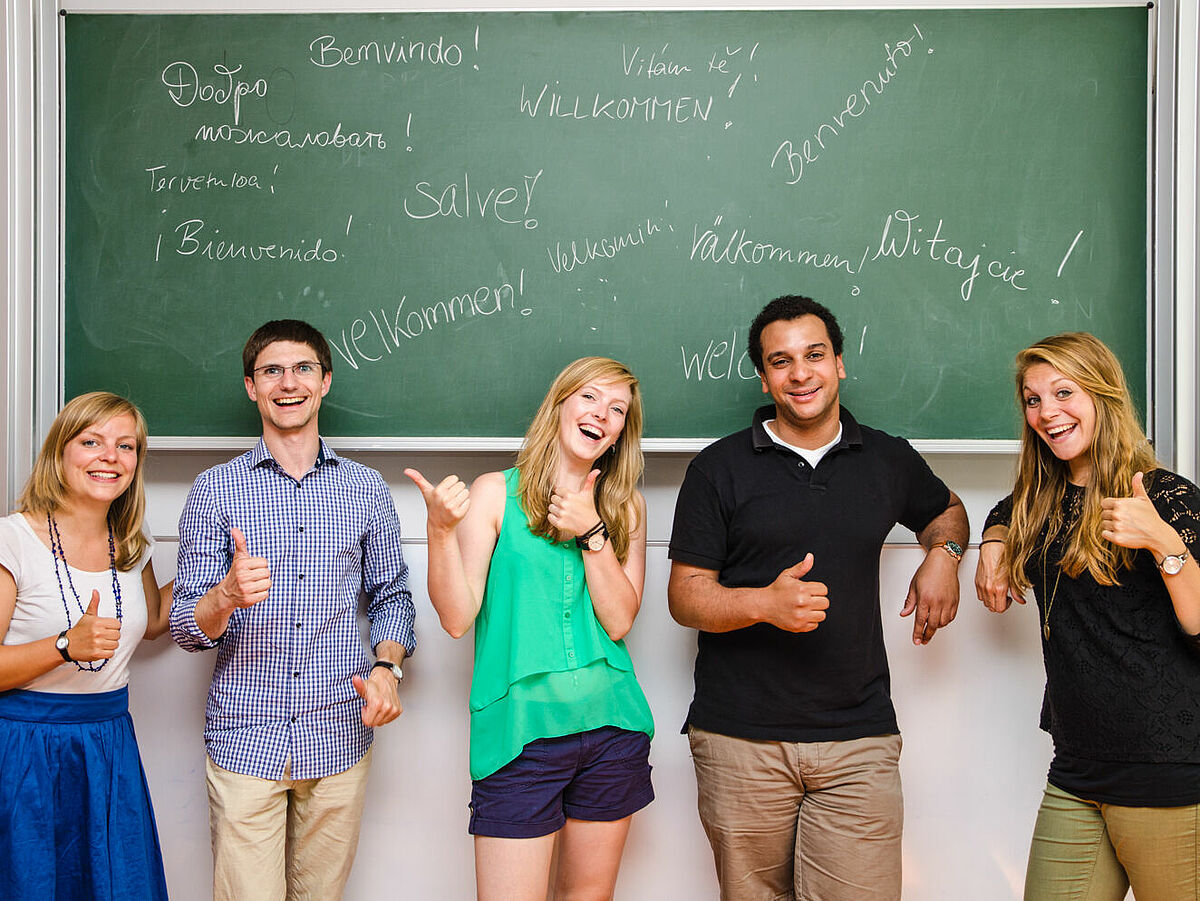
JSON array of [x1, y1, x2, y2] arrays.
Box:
[[515, 358, 645, 563], [1004, 333, 1156, 592], [18, 392, 150, 571]]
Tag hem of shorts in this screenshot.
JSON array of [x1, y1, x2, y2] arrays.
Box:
[[468, 813, 567, 839], [563, 785, 655, 823]]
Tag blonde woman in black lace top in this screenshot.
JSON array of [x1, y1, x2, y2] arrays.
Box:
[[975, 332, 1200, 900]]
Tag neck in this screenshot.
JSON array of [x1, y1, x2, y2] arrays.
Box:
[[263, 426, 321, 479], [556, 457, 594, 491], [772, 408, 841, 450]]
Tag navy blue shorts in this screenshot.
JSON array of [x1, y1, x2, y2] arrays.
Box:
[[468, 726, 654, 839]]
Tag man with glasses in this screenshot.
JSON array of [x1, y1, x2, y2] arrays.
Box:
[[170, 319, 415, 900]]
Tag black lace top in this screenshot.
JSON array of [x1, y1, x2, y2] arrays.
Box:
[[986, 470, 1200, 805]]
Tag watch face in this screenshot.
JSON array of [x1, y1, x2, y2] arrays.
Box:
[[56, 635, 69, 650], [586, 532, 606, 552], [945, 541, 964, 557], [1162, 555, 1185, 575]]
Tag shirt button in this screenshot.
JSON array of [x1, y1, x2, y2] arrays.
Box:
[[292, 671, 300, 678], [295, 622, 302, 628], [567, 650, 575, 658], [291, 716, 298, 723], [298, 574, 305, 580], [298, 526, 305, 533], [564, 611, 571, 619]]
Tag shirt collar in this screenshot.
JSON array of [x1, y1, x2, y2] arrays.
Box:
[[249, 436, 339, 472], [751, 404, 863, 453]]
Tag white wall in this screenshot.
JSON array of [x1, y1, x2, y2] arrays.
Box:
[[5, 1, 1198, 899]]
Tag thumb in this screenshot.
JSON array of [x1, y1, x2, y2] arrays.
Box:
[[585, 469, 601, 492], [785, 553, 815, 579], [231, 526, 249, 557], [85, 589, 101, 617], [1132, 471, 1149, 499], [403, 468, 433, 494], [352, 674, 368, 700]]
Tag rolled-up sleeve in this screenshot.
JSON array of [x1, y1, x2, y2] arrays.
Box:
[[170, 474, 225, 652]]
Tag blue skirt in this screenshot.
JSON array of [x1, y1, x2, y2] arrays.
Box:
[[0, 687, 169, 900]]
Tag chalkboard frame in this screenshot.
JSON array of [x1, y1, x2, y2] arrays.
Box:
[[41, 1, 1173, 455]]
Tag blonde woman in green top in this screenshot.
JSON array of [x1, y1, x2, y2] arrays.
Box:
[[406, 357, 654, 901]]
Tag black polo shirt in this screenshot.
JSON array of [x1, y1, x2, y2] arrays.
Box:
[[669, 404, 951, 742]]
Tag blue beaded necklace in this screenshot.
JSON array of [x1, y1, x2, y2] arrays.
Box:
[[47, 512, 123, 672]]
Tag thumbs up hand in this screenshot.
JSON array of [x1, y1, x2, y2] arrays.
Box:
[[1102, 471, 1178, 554], [64, 589, 122, 662], [215, 526, 271, 613], [548, 470, 602, 539], [760, 553, 829, 633], [404, 468, 470, 536]]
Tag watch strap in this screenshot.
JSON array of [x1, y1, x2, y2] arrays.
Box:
[[575, 521, 608, 550], [370, 660, 403, 681], [55, 630, 72, 662]]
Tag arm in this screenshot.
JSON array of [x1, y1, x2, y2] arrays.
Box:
[[1101, 471, 1200, 635], [352, 639, 407, 728], [668, 555, 828, 634], [900, 490, 970, 645], [404, 468, 502, 639], [0, 567, 121, 691], [141, 563, 172, 640], [974, 524, 1024, 613]]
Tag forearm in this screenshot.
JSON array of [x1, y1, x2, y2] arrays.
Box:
[[1144, 526, 1200, 635], [582, 547, 641, 641], [143, 575, 173, 640], [426, 528, 482, 639], [668, 566, 766, 632], [0, 638, 68, 692], [373, 638, 407, 665], [916, 492, 970, 551]]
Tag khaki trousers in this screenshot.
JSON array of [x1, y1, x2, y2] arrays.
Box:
[[206, 749, 373, 901], [1024, 782, 1200, 900], [689, 728, 903, 901]]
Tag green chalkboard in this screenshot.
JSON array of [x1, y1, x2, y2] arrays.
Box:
[[63, 8, 1150, 441]]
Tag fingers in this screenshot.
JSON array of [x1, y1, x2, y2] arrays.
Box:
[[356, 673, 403, 727], [85, 589, 101, 617], [402, 467, 434, 494], [352, 674, 368, 700], [231, 526, 249, 557], [1131, 470, 1148, 498]]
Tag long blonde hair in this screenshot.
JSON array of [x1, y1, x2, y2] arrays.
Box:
[[1005, 333, 1156, 592], [18, 392, 150, 571], [515, 358, 645, 563]]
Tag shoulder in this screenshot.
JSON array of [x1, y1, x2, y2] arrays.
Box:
[[472, 470, 510, 504], [1145, 469, 1200, 509], [329, 454, 387, 488], [688, 427, 756, 473], [189, 452, 254, 490]]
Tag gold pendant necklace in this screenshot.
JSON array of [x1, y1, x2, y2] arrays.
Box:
[[1041, 564, 1062, 641]]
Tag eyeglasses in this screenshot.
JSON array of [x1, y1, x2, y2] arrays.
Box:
[[252, 361, 324, 381]]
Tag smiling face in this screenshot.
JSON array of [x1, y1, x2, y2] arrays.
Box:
[[244, 339, 332, 439], [60, 413, 140, 510], [758, 314, 847, 447], [1021, 361, 1097, 485], [557, 379, 633, 466]]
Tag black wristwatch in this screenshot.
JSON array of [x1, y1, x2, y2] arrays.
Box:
[[575, 521, 609, 552], [370, 660, 403, 682], [55, 630, 72, 662]]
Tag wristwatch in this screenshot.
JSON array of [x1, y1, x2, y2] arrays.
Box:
[[55, 630, 72, 662], [575, 521, 609, 552], [932, 540, 964, 562], [370, 660, 404, 682], [1157, 549, 1190, 576]]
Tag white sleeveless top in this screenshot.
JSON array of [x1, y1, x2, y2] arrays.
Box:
[[0, 512, 153, 693]]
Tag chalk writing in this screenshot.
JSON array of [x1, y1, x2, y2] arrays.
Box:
[[690, 216, 859, 272], [193, 121, 386, 151], [309, 33, 465, 68], [771, 24, 925, 184], [680, 328, 758, 381], [145, 164, 269, 194], [161, 60, 267, 125], [547, 216, 669, 273], [403, 170, 542, 228], [329, 270, 529, 369], [869, 209, 1029, 301], [622, 43, 692, 79], [519, 83, 713, 124], [158, 218, 341, 263]]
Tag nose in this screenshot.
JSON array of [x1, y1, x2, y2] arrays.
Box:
[[278, 365, 300, 388], [97, 441, 119, 461]]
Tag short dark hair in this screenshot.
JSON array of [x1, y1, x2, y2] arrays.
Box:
[[242, 320, 333, 377], [747, 295, 844, 372]]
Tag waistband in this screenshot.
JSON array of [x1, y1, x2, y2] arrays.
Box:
[[0, 686, 130, 723]]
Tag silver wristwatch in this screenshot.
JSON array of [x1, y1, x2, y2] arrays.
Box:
[[1157, 549, 1190, 576]]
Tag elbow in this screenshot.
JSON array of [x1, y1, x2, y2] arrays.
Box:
[[440, 616, 473, 640], [604, 616, 635, 643]]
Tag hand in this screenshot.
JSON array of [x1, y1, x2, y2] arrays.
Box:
[[901, 547, 961, 645], [548, 470, 601, 538], [759, 554, 829, 632], [65, 589, 122, 662], [1102, 472, 1179, 556], [216, 527, 271, 613], [975, 540, 1022, 613], [404, 468, 470, 534], [352, 668, 403, 728]]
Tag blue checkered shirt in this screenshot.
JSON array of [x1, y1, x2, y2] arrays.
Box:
[[170, 439, 415, 780]]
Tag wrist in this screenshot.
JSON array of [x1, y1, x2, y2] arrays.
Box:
[[929, 540, 964, 564]]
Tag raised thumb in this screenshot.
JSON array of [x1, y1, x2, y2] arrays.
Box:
[[1132, 471, 1149, 498], [585, 469, 601, 491], [85, 589, 101, 616], [786, 552, 815, 579], [231, 526, 249, 557]]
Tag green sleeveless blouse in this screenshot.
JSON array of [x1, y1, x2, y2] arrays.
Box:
[[468, 468, 654, 780]]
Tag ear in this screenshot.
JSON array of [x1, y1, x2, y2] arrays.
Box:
[[320, 370, 332, 397], [835, 355, 846, 380], [244, 375, 258, 402], [759, 370, 769, 395]]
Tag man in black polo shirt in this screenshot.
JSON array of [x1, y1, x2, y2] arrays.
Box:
[[668, 295, 968, 901]]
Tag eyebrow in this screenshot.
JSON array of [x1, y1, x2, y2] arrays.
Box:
[[767, 342, 827, 358]]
